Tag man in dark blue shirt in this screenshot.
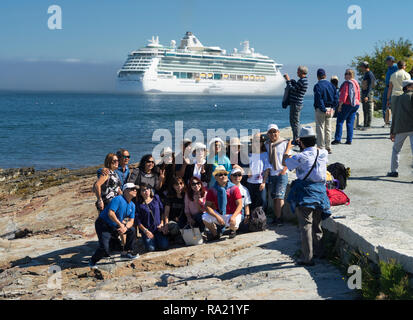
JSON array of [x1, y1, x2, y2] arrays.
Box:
[[89, 183, 139, 269], [313, 68, 338, 154], [115, 148, 131, 187], [359, 61, 376, 130]]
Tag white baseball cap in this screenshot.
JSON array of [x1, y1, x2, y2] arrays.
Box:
[[402, 79, 413, 88], [267, 124, 279, 132], [122, 183, 138, 192], [230, 167, 243, 175]]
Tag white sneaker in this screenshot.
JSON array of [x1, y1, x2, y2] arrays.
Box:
[[88, 259, 98, 270]]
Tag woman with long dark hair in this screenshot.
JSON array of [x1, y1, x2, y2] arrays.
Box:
[[163, 176, 186, 239], [128, 154, 165, 192], [179, 176, 207, 232], [135, 183, 169, 252]]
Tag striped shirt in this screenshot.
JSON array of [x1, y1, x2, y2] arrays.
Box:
[[287, 76, 308, 105]]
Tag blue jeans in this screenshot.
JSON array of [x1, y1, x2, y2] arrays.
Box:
[[141, 230, 169, 252], [290, 103, 303, 142], [269, 174, 288, 199], [334, 104, 359, 143]]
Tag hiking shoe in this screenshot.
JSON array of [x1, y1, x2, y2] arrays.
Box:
[[228, 230, 237, 239], [206, 232, 220, 242], [121, 252, 140, 260], [326, 148, 332, 154], [331, 140, 341, 145], [345, 141, 352, 145], [386, 171, 399, 178], [88, 259, 98, 270]]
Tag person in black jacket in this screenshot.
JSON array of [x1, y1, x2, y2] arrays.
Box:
[[183, 142, 213, 187]]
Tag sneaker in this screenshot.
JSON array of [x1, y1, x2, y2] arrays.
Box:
[[345, 141, 352, 145], [228, 230, 237, 239], [206, 232, 220, 242], [88, 259, 98, 270], [331, 140, 341, 145], [121, 252, 140, 260], [326, 148, 332, 154], [386, 171, 399, 178]]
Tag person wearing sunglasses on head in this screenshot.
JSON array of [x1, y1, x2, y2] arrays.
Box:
[[93, 153, 122, 211], [230, 167, 251, 231], [128, 154, 165, 193]]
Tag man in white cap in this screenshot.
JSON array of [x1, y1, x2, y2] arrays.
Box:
[[89, 183, 140, 269], [283, 126, 331, 266], [387, 79, 413, 178], [264, 124, 290, 226], [203, 165, 243, 240]]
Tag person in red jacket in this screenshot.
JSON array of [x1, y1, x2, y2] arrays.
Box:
[[332, 69, 361, 145]]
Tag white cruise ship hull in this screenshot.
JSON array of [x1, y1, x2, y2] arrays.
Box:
[[118, 74, 285, 96]]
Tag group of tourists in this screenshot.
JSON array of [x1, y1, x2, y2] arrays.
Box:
[[88, 57, 413, 269], [285, 58, 413, 179]]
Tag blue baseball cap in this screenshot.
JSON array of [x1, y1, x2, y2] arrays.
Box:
[[385, 56, 395, 62], [317, 68, 326, 77]]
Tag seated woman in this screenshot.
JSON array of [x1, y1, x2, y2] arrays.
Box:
[[128, 154, 165, 194], [179, 176, 208, 233], [135, 183, 169, 252], [183, 142, 213, 187], [163, 176, 186, 240], [94, 153, 122, 211]]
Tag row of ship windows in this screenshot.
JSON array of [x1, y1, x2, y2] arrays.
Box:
[[171, 72, 266, 81]]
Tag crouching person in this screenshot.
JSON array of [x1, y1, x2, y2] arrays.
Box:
[[89, 183, 140, 269], [135, 183, 169, 252], [283, 127, 331, 266], [202, 165, 243, 241]]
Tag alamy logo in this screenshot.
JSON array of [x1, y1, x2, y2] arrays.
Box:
[[48, 5, 62, 30], [347, 5, 362, 30], [347, 265, 362, 289]]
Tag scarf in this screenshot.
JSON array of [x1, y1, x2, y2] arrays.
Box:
[[213, 180, 235, 216], [268, 138, 286, 171]]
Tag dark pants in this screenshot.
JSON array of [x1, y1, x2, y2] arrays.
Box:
[[362, 92, 374, 127], [246, 182, 267, 211], [91, 218, 139, 264], [290, 103, 303, 142], [296, 206, 324, 263], [141, 230, 169, 252], [178, 212, 205, 232]]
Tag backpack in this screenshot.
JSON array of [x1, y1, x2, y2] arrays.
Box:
[[248, 206, 267, 232], [326, 188, 350, 206], [327, 162, 350, 190], [282, 83, 290, 109]]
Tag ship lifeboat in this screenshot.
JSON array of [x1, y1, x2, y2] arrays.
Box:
[[243, 75, 249, 80], [207, 73, 213, 79], [223, 74, 229, 79], [200, 73, 206, 79], [250, 75, 255, 81]]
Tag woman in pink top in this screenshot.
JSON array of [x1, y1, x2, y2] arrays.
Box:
[[178, 176, 207, 232], [332, 69, 361, 145]]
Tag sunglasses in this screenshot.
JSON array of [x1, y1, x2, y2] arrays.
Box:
[[231, 173, 242, 177], [215, 173, 227, 177], [345, 73, 351, 75], [146, 160, 155, 164], [123, 155, 131, 159], [191, 182, 201, 186], [112, 159, 119, 163]]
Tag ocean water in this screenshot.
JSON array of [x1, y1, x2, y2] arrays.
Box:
[[0, 92, 316, 170]]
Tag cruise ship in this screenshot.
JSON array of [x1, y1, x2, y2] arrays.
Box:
[[117, 32, 285, 95]]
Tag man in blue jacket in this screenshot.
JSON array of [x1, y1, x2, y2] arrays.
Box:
[[313, 68, 338, 154]]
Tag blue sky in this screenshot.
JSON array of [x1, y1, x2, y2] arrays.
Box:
[[0, 0, 411, 91]]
